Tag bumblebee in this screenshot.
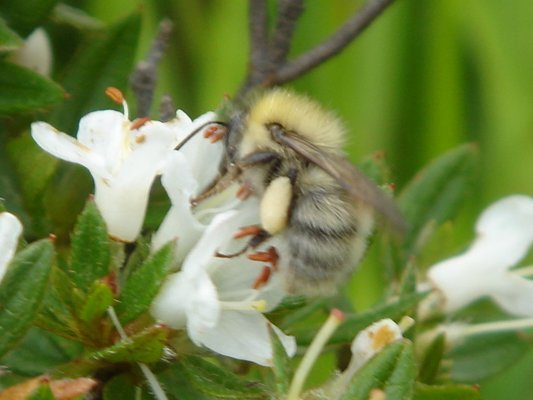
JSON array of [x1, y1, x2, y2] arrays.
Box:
[[189, 89, 404, 295]]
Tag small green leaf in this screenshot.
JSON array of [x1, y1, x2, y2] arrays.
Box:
[[340, 340, 415, 400], [51, 4, 105, 31], [156, 363, 211, 400], [180, 355, 271, 399], [419, 333, 446, 384], [70, 200, 111, 292], [103, 374, 137, 400], [1, 327, 82, 376], [0, 61, 64, 114], [413, 383, 481, 400], [6, 132, 58, 236], [27, 383, 55, 400], [0, 239, 54, 357], [79, 280, 114, 322], [49, 13, 141, 133], [116, 242, 174, 324], [0, 16, 23, 51], [384, 341, 416, 400], [399, 143, 478, 256], [449, 330, 529, 383], [87, 325, 169, 364], [269, 325, 290, 395]]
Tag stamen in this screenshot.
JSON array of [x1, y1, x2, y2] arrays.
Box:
[[203, 125, 226, 143], [105, 86, 129, 120], [287, 309, 345, 400], [105, 87, 124, 104], [236, 183, 253, 200], [131, 117, 151, 130], [219, 299, 267, 312]]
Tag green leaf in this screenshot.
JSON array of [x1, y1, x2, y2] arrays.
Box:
[[340, 340, 413, 400], [70, 200, 111, 292], [419, 333, 446, 384], [87, 325, 169, 364], [79, 280, 114, 322], [0, 239, 53, 357], [1, 327, 82, 376], [269, 325, 290, 395], [116, 242, 174, 324], [6, 132, 58, 237], [156, 363, 211, 400], [297, 291, 426, 345], [0, 0, 58, 36], [49, 13, 141, 133], [0, 61, 64, 114], [0, 16, 22, 51], [399, 143, 478, 256], [27, 383, 55, 400], [180, 355, 271, 399], [449, 330, 529, 383], [413, 383, 481, 400], [51, 4, 105, 31], [103, 374, 137, 400]]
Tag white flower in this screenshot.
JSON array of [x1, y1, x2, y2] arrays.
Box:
[[31, 96, 215, 242], [348, 319, 403, 373], [321, 318, 403, 400], [9, 28, 52, 76], [151, 129, 229, 261], [0, 212, 23, 283], [427, 195, 533, 316], [151, 205, 295, 366]]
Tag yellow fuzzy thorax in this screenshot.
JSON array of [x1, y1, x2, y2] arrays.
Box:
[[243, 89, 346, 153]]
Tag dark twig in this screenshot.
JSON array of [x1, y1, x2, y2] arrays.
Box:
[[274, 0, 396, 85], [159, 95, 175, 122], [246, 0, 270, 89], [270, 0, 304, 67], [130, 19, 173, 117]]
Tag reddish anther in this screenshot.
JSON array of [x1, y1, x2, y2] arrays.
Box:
[[131, 117, 151, 130], [248, 246, 279, 270], [236, 183, 252, 200], [105, 87, 124, 104], [252, 266, 272, 289], [233, 225, 263, 239], [203, 125, 226, 143]]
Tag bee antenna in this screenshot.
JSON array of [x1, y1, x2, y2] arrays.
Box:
[[174, 121, 228, 151]]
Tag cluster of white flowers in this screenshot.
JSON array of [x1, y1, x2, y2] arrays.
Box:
[[30, 92, 295, 366]]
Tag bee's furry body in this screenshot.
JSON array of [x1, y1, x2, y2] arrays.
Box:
[[224, 89, 374, 294]]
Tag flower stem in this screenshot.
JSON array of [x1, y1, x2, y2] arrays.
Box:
[[286, 309, 345, 400], [107, 307, 168, 400], [462, 317, 533, 337]]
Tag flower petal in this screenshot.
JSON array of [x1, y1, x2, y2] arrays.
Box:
[[0, 212, 23, 282], [31, 122, 108, 178], [93, 178, 152, 242], [76, 110, 128, 172], [491, 274, 533, 317], [151, 270, 220, 333], [195, 310, 296, 366]]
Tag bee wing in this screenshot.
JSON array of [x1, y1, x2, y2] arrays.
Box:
[[270, 125, 406, 232]]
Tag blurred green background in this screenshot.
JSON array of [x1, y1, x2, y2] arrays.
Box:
[[4, 0, 533, 398]]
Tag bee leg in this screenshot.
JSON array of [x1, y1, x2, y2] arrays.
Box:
[[252, 266, 272, 289], [215, 225, 271, 258], [248, 246, 279, 271]]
